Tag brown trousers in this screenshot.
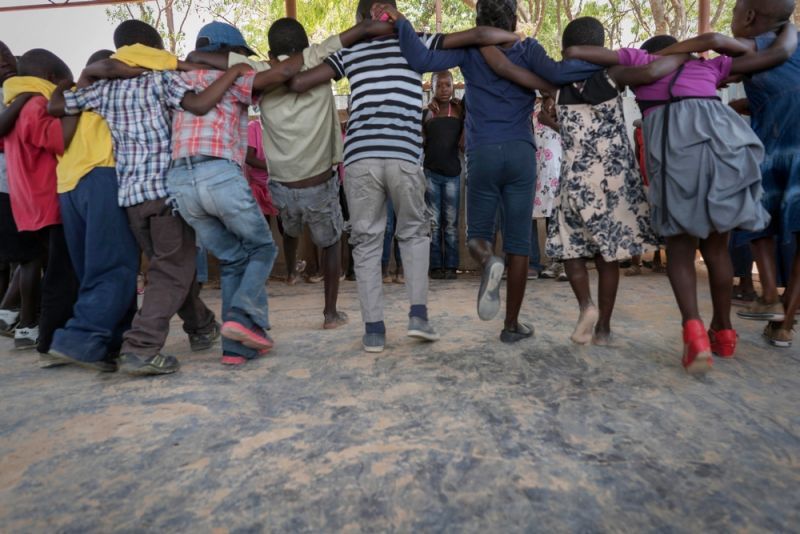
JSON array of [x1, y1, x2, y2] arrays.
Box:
[[121, 198, 215, 358]]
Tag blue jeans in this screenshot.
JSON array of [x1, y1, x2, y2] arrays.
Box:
[[381, 199, 402, 268], [425, 170, 460, 270], [52, 167, 138, 363], [466, 141, 536, 256], [196, 245, 209, 284], [168, 159, 277, 359]]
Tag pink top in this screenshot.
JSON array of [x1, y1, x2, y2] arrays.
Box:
[[245, 120, 278, 216], [617, 48, 733, 116]]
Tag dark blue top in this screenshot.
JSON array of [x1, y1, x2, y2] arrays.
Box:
[[745, 31, 800, 153], [395, 18, 600, 150]]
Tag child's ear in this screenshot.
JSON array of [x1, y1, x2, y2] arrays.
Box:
[[745, 9, 757, 27]]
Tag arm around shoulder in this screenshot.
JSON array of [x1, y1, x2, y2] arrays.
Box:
[[286, 62, 337, 93], [480, 46, 557, 92], [730, 22, 798, 74]]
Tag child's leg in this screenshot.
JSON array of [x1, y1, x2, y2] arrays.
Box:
[[594, 255, 620, 341], [37, 225, 78, 354], [564, 257, 597, 344], [17, 260, 40, 327], [665, 234, 701, 323], [779, 233, 800, 332], [699, 232, 734, 332], [751, 236, 781, 303], [0, 261, 9, 300], [426, 170, 444, 272], [0, 265, 21, 311]]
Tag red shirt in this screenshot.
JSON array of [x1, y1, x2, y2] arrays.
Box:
[[3, 96, 63, 231]]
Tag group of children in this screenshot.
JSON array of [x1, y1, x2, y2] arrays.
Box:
[[0, 0, 796, 377]]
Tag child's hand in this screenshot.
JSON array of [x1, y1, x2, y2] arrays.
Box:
[[371, 3, 404, 23], [359, 18, 396, 37], [231, 63, 254, 77]]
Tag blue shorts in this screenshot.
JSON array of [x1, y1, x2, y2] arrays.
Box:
[[741, 152, 800, 244], [466, 141, 536, 256]]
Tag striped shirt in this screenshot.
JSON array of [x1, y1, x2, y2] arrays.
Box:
[[325, 33, 443, 166], [63, 71, 191, 207]]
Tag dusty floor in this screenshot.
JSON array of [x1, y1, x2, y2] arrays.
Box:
[[0, 270, 798, 532]]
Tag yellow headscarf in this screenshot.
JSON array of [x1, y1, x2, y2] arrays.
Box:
[[2, 76, 55, 104]]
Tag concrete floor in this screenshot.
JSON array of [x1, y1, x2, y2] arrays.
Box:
[[0, 270, 798, 532]]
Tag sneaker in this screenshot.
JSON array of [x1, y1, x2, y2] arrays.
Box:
[[477, 256, 505, 321], [118, 352, 180, 376], [430, 269, 446, 280], [500, 322, 534, 344], [444, 269, 458, 280], [47, 348, 117, 372], [221, 354, 248, 366], [763, 322, 793, 348], [625, 265, 643, 277], [14, 326, 39, 351], [221, 321, 274, 350], [557, 271, 569, 282], [0, 309, 19, 334], [737, 298, 785, 322], [323, 311, 349, 330], [527, 268, 539, 280], [540, 262, 561, 279], [363, 332, 385, 353], [39, 352, 70, 369], [189, 321, 221, 352], [407, 316, 440, 341]]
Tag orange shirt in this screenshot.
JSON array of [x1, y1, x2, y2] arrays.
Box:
[[3, 95, 64, 231]]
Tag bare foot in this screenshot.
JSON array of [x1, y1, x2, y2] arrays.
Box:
[[323, 311, 349, 330], [592, 329, 615, 346], [571, 305, 598, 345], [286, 274, 298, 286]]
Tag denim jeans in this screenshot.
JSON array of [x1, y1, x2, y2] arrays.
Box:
[[168, 159, 277, 359], [52, 167, 137, 362], [196, 245, 209, 284], [425, 170, 460, 270], [466, 141, 537, 256]]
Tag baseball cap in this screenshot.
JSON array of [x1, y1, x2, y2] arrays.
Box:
[[196, 22, 256, 56]]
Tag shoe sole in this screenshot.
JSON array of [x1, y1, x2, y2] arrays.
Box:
[[737, 311, 785, 322], [407, 329, 440, 342], [684, 352, 713, 374], [363, 344, 384, 353], [221, 322, 273, 350], [221, 355, 247, 366], [39, 354, 70, 369], [14, 343, 38, 351], [477, 260, 504, 321], [48, 350, 117, 373], [765, 335, 792, 348], [120, 364, 179, 376]]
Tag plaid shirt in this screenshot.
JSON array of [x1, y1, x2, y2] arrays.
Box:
[[63, 71, 191, 207], [172, 70, 255, 166]]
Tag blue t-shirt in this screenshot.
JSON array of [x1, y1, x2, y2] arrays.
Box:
[[744, 31, 800, 153], [395, 18, 599, 150]]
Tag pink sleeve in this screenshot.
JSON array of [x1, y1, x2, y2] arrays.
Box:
[[708, 55, 733, 83], [617, 48, 652, 67], [247, 121, 260, 149]]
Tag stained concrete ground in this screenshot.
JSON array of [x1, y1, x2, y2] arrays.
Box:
[[0, 269, 798, 532]]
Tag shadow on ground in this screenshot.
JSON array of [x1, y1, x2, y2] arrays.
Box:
[[1, 271, 798, 532]]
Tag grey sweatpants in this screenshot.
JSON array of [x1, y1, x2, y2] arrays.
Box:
[[344, 158, 431, 324]]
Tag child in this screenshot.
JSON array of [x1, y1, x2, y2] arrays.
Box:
[[40, 50, 140, 371], [189, 17, 394, 331], [382, 201, 403, 284], [562, 21, 796, 371], [719, 0, 800, 348], [48, 20, 248, 375], [374, 0, 598, 344], [245, 119, 279, 220], [1, 49, 79, 359], [484, 17, 672, 345], [424, 70, 464, 280], [165, 22, 311, 366], [285, 0, 518, 350], [0, 41, 43, 344]]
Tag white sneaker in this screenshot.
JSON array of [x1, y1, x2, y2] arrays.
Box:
[[14, 326, 39, 351], [0, 309, 19, 333]]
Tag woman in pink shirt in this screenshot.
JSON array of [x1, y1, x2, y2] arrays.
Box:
[[563, 23, 796, 373]]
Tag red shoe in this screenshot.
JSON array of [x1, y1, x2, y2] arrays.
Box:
[[709, 329, 737, 358], [221, 354, 247, 366], [682, 319, 713, 374], [221, 321, 274, 350]]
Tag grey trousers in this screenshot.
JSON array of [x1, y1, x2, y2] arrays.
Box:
[[344, 158, 431, 324]]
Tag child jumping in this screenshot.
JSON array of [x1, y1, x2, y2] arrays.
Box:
[[562, 21, 796, 371]]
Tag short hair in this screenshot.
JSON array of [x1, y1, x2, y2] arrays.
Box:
[[268, 18, 310, 56], [640, 35, 678, 53], [356, 0, 396, 20], [476, 0, 517, 31], [114, 20, 164, 49], [562, 17, 605, 48], [752, 0, 796, 22], [17, 48, 72, 81], [432, 70, 453, 85], [86, 49, 114, 66]]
